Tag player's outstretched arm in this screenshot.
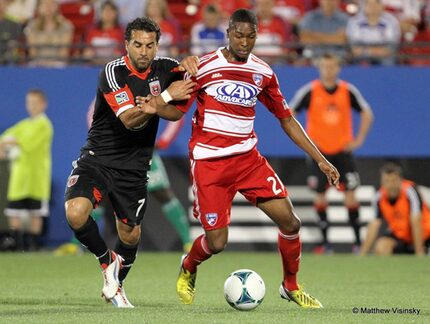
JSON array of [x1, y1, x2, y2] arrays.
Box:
[[360, 219, 382, 256], [137, 79, 195, 121], [411, 213, 425, 256], [280, 116, 340, 188]]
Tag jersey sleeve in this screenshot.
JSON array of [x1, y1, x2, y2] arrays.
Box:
[[289, 82, 312, 113], [258, 73, 292, 119], [348, 83, 371, 113], [407, 185, 423, 217], [99, 64, 135, 117]]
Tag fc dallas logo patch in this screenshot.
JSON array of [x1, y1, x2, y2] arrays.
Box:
[[252, 73, 263, 87], [149, 80, 161, 96]]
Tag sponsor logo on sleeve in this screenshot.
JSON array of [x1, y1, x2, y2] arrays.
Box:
[[205, 213, 218, 226], [115, 91, 129, 105]]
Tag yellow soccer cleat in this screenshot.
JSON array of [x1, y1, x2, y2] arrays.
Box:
[[183, 242, 192, 253], [279, 283, 323, 309], [176, 255, 197, 304], [53, 243, 82, 256]]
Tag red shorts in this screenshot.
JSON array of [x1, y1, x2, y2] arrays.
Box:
[[190, 149, 288, 231]]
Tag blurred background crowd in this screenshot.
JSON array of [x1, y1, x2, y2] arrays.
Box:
[[1, 0, 430, 66]]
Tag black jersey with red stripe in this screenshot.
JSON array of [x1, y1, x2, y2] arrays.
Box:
[[81, 55, 181, 170]]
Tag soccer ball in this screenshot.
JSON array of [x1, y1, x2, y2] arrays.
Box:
[[223, 269, 265, 311]]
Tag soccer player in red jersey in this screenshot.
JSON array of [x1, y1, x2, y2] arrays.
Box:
[[138, 9, 340, 308]]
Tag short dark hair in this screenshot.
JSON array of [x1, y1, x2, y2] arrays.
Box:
[[27, 88, 47, 101], [229, 9, 258, 29], [125, 17, 161, 43], [318, 52, 342, 65], [380, 162, 403, 177]]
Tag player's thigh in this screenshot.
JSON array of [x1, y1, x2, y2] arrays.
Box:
[[238, 151, 287, 205], [190, 158, 236, 231], [147, 152, 170, 192], [65, 158, 108, 211], [257, 197, 300, 232], [108, 168, 148, 227], [336, 152, 360, 191]]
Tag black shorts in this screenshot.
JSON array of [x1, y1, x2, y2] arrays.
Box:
[[5, 199, 49, 217], [307, 152, 360, 193], [378, 219, 430, 254], [64, 154, 148, 226]]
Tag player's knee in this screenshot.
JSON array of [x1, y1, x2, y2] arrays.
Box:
[[119, 227, 141, 246], [280, 212, 301, 234], [374, 239, 392, 256], [65, 201, 91, 229], [207, 237, 227, 254]]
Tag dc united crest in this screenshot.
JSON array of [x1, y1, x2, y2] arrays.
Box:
[[206, 213, 218, 226], [149, 80, 161, 96], [67, 175, 79, 187], [252, 74, 263, 87]]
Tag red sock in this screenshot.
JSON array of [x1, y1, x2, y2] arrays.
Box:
[[278, 230, 301, 291], [183, 234, 212, 273]]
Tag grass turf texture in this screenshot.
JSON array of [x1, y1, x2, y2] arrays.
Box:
[[0, 252, 428, 323]]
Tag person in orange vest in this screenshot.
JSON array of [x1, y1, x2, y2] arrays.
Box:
[[290, 52, 374, 254], [360, 163, 430, 256]]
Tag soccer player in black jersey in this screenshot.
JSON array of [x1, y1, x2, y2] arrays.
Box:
[[64, 17, 197, 307]]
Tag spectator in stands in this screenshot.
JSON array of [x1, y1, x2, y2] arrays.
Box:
[[94, 0, 147, 28], [5, 0, 37, 25], [198, 0, 252, 21], [144, 0, 181, 57], [360, 163, 430, 256], [0, 0, 22, 64], [0, 89, 53, 251], [190, 4, 226, 56], [25, 0, 74, 67], [382, 0, 421, 40], [346, 0, 401, 65], [58, 1, 95, 58], [274, 0, 308, 26], [83, 0, 123, 65], [254, 0, 292, 63], [298, 0, 349, 61]]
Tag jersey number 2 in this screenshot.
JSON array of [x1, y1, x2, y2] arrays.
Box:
[[267, 175, 283, 195]]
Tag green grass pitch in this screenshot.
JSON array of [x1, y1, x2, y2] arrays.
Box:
[[0, 252, 428, 323]]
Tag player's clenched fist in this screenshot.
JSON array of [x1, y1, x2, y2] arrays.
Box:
[[318, 161, 340, 188]]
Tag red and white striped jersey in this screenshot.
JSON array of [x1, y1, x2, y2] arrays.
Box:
[[176, 47, 292, 160]]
